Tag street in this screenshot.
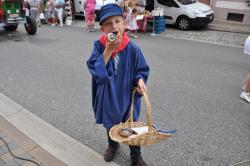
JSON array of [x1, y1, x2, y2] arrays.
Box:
[[0, 24, 249, 166]]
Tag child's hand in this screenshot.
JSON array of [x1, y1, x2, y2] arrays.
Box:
[[103, 34, 122, 64], [137, 78, 147, 95]]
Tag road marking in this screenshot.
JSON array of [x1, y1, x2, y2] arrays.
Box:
[[0, 93, 119, 166]]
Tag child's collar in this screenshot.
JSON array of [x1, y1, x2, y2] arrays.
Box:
[[99, 32, 130, 58]]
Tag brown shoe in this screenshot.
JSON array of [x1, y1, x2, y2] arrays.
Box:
[[104, 144, 120, 162], [131, 155, 148, 166]]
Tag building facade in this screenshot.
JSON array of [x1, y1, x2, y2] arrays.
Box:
[[199, 0, 250, 24], [199, 0, 210, 5]]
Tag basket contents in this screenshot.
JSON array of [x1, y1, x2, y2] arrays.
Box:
[[120, 128, 134, 137], [119, 126, 148, 137], [152, 125, 177, 134], [131, 126, 148, 134]]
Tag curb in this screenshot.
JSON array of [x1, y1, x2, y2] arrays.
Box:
[[207, 25, 250, 35], [0, 93, 119, 166]]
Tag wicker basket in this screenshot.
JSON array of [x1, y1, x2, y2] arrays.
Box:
[[109, 89, 173, 146]]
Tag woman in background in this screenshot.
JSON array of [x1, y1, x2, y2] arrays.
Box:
[[84, 0, 96, 32], [126, 8, 138, 38]]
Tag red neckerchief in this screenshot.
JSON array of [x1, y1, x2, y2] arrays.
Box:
[[99, 32, 130, 58]]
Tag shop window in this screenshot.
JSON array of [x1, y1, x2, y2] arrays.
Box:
[[227, 13, 244, 22]]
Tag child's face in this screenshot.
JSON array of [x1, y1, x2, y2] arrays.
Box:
[[101, 16, 126, 35]]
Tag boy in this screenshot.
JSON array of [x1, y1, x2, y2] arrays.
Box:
[[87, 3, 149, 166]]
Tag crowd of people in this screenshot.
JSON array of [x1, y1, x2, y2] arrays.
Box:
[[25, 0, 73, 27], [83, 0, 147, 37], [24, 0, 148, 35]]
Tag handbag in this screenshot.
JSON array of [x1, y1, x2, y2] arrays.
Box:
[[39, 12, 45, 19]]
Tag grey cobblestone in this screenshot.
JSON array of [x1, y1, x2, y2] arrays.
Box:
[[0, 148, 5, 156], [0, 132, 7, 138], [2, 137, 11, 144], [7, 142, 19, 151], [0, 133, 42, 166], [3, 160, 19, 166], [14, 154, 33, 165], [1, 142, 19, 155], [161, 28, 248, 47], [0, 158, 5, 165]]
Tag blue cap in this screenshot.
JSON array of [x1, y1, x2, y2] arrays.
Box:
[[99, 3, 123, 25]]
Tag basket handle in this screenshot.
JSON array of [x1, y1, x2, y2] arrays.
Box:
[[126, 88, 153, 132]]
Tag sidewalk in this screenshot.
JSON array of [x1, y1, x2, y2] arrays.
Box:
[[0, 93, 119, 166], [0, 116, 67, 166], [159, 20, 250, 47], [208, 19, 250, 34]]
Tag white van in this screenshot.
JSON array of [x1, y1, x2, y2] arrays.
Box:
[[74, 0, 116, 18], [154, 0, 214, 30]]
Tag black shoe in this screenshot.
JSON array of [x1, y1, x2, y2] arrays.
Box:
[[104, 144, 120, 162], [131, 155, 148, 166]]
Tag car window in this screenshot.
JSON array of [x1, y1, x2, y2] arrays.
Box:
[[157, 0, 178, 7], [176, 0, 196, 5]]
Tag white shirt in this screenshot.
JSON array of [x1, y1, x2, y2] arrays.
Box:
[[244, 35, 250, 55]]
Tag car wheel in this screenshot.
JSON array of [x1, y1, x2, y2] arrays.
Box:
[[25, 16, 37, 35], [177, 16, 191, 30], [3, 25, 18, 31]]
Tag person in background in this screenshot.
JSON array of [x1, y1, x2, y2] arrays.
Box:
[[47, 0, 56, 26], [84, 0, 96, 32], [39, 0, 46, 24], [123, 6, 129, 21], [240, 35, 250, 103], [126, 8, 139, 38], [28, 0, 41, 26], [55, 0, 65, 27], [87, 3, 150, 166]]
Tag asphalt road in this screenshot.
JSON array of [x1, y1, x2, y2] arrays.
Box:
[[0, 25, 249, 166]]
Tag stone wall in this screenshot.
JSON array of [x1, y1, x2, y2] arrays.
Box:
[[211, 0, 250, 24]]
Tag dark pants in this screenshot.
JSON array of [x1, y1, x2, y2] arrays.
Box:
[[107, 129, 141, 156]]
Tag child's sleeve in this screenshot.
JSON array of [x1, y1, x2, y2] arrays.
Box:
[[134, 47, 150, 85], [87, 42, 108, 83]]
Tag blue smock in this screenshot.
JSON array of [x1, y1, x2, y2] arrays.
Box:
[[87, 40, 150, 129]]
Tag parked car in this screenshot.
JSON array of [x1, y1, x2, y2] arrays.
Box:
[[154, 0, 214, 30]]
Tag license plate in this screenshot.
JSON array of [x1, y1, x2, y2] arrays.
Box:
[[9, 14, 18, 18]]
